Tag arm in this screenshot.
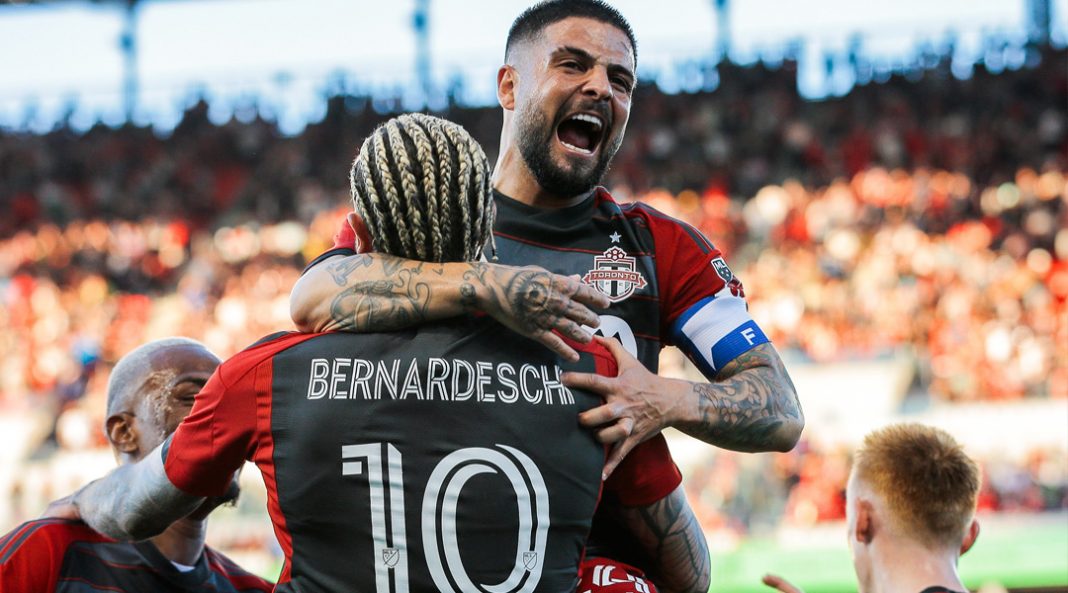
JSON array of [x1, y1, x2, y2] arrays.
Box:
[[290, 253, 610, 361], [55, 441, 204, 541], [611, 485, 710, 593], [567, 338, 803, 476]]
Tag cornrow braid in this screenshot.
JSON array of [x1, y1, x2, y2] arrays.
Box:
[[349, 113, 494, 263]]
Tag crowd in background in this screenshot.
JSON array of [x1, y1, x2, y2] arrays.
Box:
[[0, 45, 1065, 543]]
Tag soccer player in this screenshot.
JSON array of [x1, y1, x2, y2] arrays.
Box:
[[762, 423, 982, 593], [48, 114, 709, 593], [290, 0, 804, 478], [0, 338, 271, 593]]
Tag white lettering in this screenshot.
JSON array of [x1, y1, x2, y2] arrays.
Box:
[[352, 359, 374, 399], [375, 360, 400, 400], [426, 358, 450, 401], [741, 327, 756, 345], [308, 358, 330, 399], [331, 358, 352, 399], [400, 360, 424, 400], [451, 359, 475, 401], [497, 363, 518, 403], [475, 361, 494, 402], [520, 364, 543, 404]]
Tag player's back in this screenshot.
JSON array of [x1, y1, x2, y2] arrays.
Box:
[[263, 317, 611, 593]]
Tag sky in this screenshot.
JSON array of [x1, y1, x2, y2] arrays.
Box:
[[0, 0, 1063, 133]]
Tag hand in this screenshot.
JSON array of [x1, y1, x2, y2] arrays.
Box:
[[564, 336, 688, 477], [41, 493, 81, 521], [480, 267, 610, 362], [762, 574, 804, 593]]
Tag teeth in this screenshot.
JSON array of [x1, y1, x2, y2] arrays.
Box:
[[569, 113, 603, 131], [560, 140, 593, 155]]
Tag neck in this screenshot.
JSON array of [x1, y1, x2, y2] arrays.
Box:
[[866, 538, 966, 593], [492, 142, 591, 209], [150, 516, 207, 566]]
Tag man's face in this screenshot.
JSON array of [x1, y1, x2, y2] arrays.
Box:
[[510, 17, 635, 197]]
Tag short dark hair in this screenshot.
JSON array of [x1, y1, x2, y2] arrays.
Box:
[[505, 0, 637, 67], [350, 113, 494, 263]]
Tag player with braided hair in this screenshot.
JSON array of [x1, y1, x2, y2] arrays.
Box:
[[48, 113, 704, 593]]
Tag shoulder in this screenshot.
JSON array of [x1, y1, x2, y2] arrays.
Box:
[[217, 331, 327, 384], [618, 199, 716, 251], [0, 519, 108, 564], [203, 546, 274, 592]]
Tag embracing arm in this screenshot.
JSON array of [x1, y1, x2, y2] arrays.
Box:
[[60, 442, 204, 541], [290, 253, 609, 360], [568, 338, 803, 476], [613, 485, 710, 593]]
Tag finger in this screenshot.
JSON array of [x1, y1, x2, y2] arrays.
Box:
[[593, 334, 634, 367], [554, 318, 594, 344], [594, 417, 634, 445], [578, 402, 619, 427], [561, 298, 601, 330], [567, 279, 611, 311], [536, 330, 580, 363], [762, 574, 802, 593], [562, 371, 615, 395], [602, 434, 639, 480]]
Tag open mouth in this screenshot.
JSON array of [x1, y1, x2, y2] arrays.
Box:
[[556, 113, 605, 156]]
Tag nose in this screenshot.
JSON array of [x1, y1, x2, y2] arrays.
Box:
[[580, 66, 612, 102]]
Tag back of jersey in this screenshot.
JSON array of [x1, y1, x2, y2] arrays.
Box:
[[266, 317, 607, 593]]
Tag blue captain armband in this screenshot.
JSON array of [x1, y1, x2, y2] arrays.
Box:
[[670, 294, 770, 379]]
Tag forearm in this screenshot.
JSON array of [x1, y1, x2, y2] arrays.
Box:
[[74, 445, 204, 541], [290, 253, 474, 333], [616, 486, 710, 593], [673, 343, 804, 453]]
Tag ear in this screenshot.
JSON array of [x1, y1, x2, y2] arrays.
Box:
[[497, 65, 517, 111], [346, 212, 373, 254], [853, 499, 874, 545], [960, 519, 980, 555], [105, 413, 140, 456]]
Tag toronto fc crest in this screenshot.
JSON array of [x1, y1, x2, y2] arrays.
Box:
[[583, 246, 648, 303]]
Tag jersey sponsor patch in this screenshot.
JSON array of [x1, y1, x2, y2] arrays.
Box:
[[671, 294, 770, 376], [582, 246, 648, 303], [711, 257, 733, 283]]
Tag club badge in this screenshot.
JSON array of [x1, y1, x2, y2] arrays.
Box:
[[583, 246, 648, 303]]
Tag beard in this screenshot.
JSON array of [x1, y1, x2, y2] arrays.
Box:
[[515, 100, 622, 198]]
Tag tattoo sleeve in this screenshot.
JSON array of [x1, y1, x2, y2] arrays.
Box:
[[75, 442, 204, 541], [615, 486, 711, 593], [678, 342, 804, 452]]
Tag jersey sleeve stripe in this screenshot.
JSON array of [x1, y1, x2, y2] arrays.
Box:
[[624, 204, 716, 254], [57, 576, 127, 593], [0, 519, 69, 563]]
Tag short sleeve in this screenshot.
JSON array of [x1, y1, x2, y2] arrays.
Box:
[[163, 362, 258, 497], [603, 434, 683, 507]]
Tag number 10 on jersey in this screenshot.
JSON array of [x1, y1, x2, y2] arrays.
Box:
[[342, 442, 550, 593]]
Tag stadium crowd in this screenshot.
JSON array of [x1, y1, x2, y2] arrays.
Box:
[[1, 45, 1065, 542]]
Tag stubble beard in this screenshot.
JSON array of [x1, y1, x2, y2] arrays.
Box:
[[515, 102, 622, 199]]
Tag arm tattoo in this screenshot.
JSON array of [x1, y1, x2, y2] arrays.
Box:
[[327, 255, 373, 286], [682, 343, 804, 452], [329, 265, 433, 331], [617, 487, 710, 593]]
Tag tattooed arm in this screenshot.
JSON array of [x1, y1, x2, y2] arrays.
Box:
[[566, 338, 803, 476], [290, 253, 609, 361], [612, 485, 710, 593], [44, 442, 203, 541]]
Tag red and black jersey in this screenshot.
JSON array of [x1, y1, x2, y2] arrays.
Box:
[[321, 188, 769, 379], [163, 318, 680, 593], [0, 518, 272, 593]]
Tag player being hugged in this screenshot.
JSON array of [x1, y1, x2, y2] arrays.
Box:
[[46, 114, 709, 593]]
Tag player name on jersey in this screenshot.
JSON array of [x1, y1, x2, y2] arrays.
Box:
[[306, 357, 576, 405]]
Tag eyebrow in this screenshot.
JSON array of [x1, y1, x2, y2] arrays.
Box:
[[554, 45, 635, 81]]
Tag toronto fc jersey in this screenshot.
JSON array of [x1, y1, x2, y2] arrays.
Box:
[[0, 518, 272, 593], [322, 187, 769, 379], [162, 319, 681, 593]]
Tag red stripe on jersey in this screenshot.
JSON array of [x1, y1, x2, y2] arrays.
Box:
[[57, 576, 126, 592], [254, 355, 295, 584], [493, 231, 654, 257]]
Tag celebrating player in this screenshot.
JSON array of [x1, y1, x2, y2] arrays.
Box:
[[2, 338, 271, 593], [762, 423, 982, 593], [291, 0, 803, 478], [47, 114, 709, 593]]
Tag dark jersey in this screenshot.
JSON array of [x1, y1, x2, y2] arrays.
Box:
[[163, 318, 680, 593], [324, 188, 769, 380], [0, 518, 272, 593]]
